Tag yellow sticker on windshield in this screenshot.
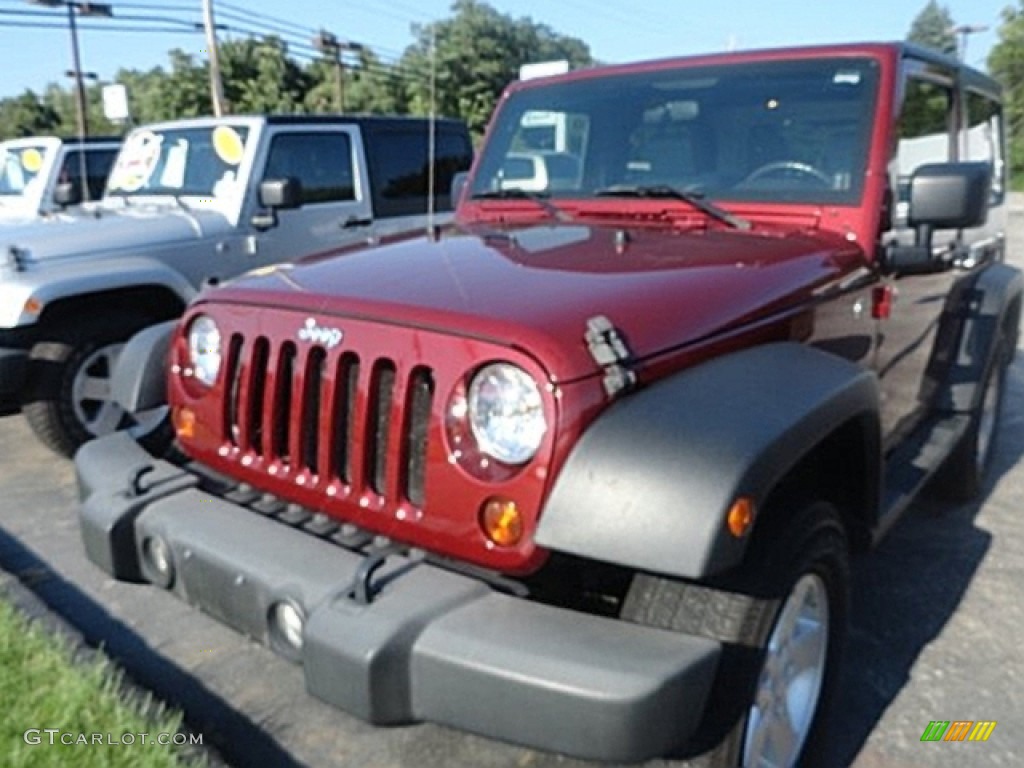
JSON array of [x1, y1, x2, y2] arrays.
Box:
[[21, 148, 43, 173], [212, 126, 245, 166]]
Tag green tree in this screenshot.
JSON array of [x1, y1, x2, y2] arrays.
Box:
[[342, 50, 409, 114], [303, 49, 409, 115], [113, 51, 210, 124], [400, 0, 592, 137], [0, 90, 62, 138], [221, 36, 311, 114], [989, 3, 1024, 183], [907, 1, 957, 55]]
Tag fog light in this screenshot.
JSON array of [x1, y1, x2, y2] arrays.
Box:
[[480, 498, 523, 547], [726, 497, 756, 538], [141, 536, 174, 588], [173, 407, 196, 439], [269, 600, 305, 659]]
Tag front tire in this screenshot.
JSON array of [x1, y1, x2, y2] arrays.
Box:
[[22, 315, 161, 457], [622, 501, 849, 767]]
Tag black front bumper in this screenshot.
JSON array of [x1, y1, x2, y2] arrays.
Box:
[[76, 433, 721, 763]]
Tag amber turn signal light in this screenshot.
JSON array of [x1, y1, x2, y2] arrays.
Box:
[[480, 498, 523, 547], [172, 407, 196, 440], [726, 496, 756, 538]]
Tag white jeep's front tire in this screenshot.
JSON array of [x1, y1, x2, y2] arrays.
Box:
[[22, 315, 168, 457]]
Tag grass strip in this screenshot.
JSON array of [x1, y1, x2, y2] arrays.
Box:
[[0, 598, 201, 767]]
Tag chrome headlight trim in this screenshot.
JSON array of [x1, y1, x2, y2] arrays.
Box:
[[467, 362, 547, 465], [187, 314, 222, 387]]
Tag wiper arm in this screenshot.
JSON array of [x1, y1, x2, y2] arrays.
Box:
[[471, 188, 573, 222], [594, 184, 750, 230]]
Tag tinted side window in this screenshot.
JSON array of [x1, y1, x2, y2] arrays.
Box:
[[61, 148, 118, 200], [264, 132, 355, 205], [895, 77, 953, 205], [965, 90, 1004, 204], [367, 128, 473, 217]]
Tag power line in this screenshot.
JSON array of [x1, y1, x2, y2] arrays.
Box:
[[0, 18, 201, 33], [110, 1, 199, 10], [214, 9, 313, 42], [218, 0, 319, 39], [0, 0, 436, 92], [0, 5, 203, 30]]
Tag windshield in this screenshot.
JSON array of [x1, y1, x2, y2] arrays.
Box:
[[0, 142, 51, 198], [106, 124, 252, 199], [471, 57, 880, 206]]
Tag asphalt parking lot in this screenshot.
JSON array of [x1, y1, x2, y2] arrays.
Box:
[[2, 212, 1024, 767]]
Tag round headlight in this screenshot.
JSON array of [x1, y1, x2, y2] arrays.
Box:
[[187, 315, 222, 387], [468, 363, 547, 465]]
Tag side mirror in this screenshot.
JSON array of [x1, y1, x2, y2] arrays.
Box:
[[885, 162, 992, 275], [53, 181, 83, 208], [258, 177, 302, 210], [252, 177, 303, 231], [908, 162, 991, 232], [450, 171, 469, 209]]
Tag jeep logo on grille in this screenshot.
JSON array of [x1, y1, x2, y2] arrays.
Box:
[[298, 317, 344, 349]]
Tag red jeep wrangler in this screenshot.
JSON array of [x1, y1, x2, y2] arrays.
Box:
[[78, 43, 1019, 767]]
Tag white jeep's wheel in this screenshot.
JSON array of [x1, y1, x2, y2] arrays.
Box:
[[69, 341, 127, 437], [22, 316, 169, 457]]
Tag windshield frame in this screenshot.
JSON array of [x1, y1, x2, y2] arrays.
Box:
[[104, 117, 264, 219], [469, 56, 881, 210], [0, 138, 59, 210]]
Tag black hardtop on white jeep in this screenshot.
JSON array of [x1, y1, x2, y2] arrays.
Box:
[[0, 113, 471, 455]]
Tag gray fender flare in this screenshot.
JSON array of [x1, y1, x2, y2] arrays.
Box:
[[111, 320, 177, 413], [938, 262, 1022, 414], [28, 258, 196, 319], [535, 342, 880, 580]]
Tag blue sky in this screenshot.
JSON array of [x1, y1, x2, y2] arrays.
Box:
[[0, 0, 1008, 101]]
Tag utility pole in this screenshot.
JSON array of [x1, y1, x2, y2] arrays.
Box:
[[314, 30, 344, 112], [202, 0, 227, 116], [66, 2, 88, 139], [29, 0, 112, 201], [313, 31, 365, 114]]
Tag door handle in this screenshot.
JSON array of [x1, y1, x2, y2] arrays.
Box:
[[342, 216, 372, 229]]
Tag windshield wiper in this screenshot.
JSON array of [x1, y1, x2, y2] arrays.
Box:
[[471, 188, 573, 222], [594, 183, 750, 230]]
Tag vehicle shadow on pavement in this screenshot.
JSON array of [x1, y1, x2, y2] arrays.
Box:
[[0, 526, 304, 768], [826, 351, 1024, 766]]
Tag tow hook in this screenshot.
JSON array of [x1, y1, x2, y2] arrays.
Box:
[[127, 465, 158, 497], [346, 547, 400, 605]]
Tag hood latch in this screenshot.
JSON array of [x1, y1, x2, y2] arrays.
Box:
[[585, 315, 636, 398]]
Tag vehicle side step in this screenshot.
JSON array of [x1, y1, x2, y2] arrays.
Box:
[[875, 412, 970, 542]]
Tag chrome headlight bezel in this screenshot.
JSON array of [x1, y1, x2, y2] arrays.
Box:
[[187, 314, 222, 388], [467, 362, 547, 465]]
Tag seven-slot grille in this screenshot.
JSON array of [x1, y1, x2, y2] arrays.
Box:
[[221, 332, 435, 508]]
